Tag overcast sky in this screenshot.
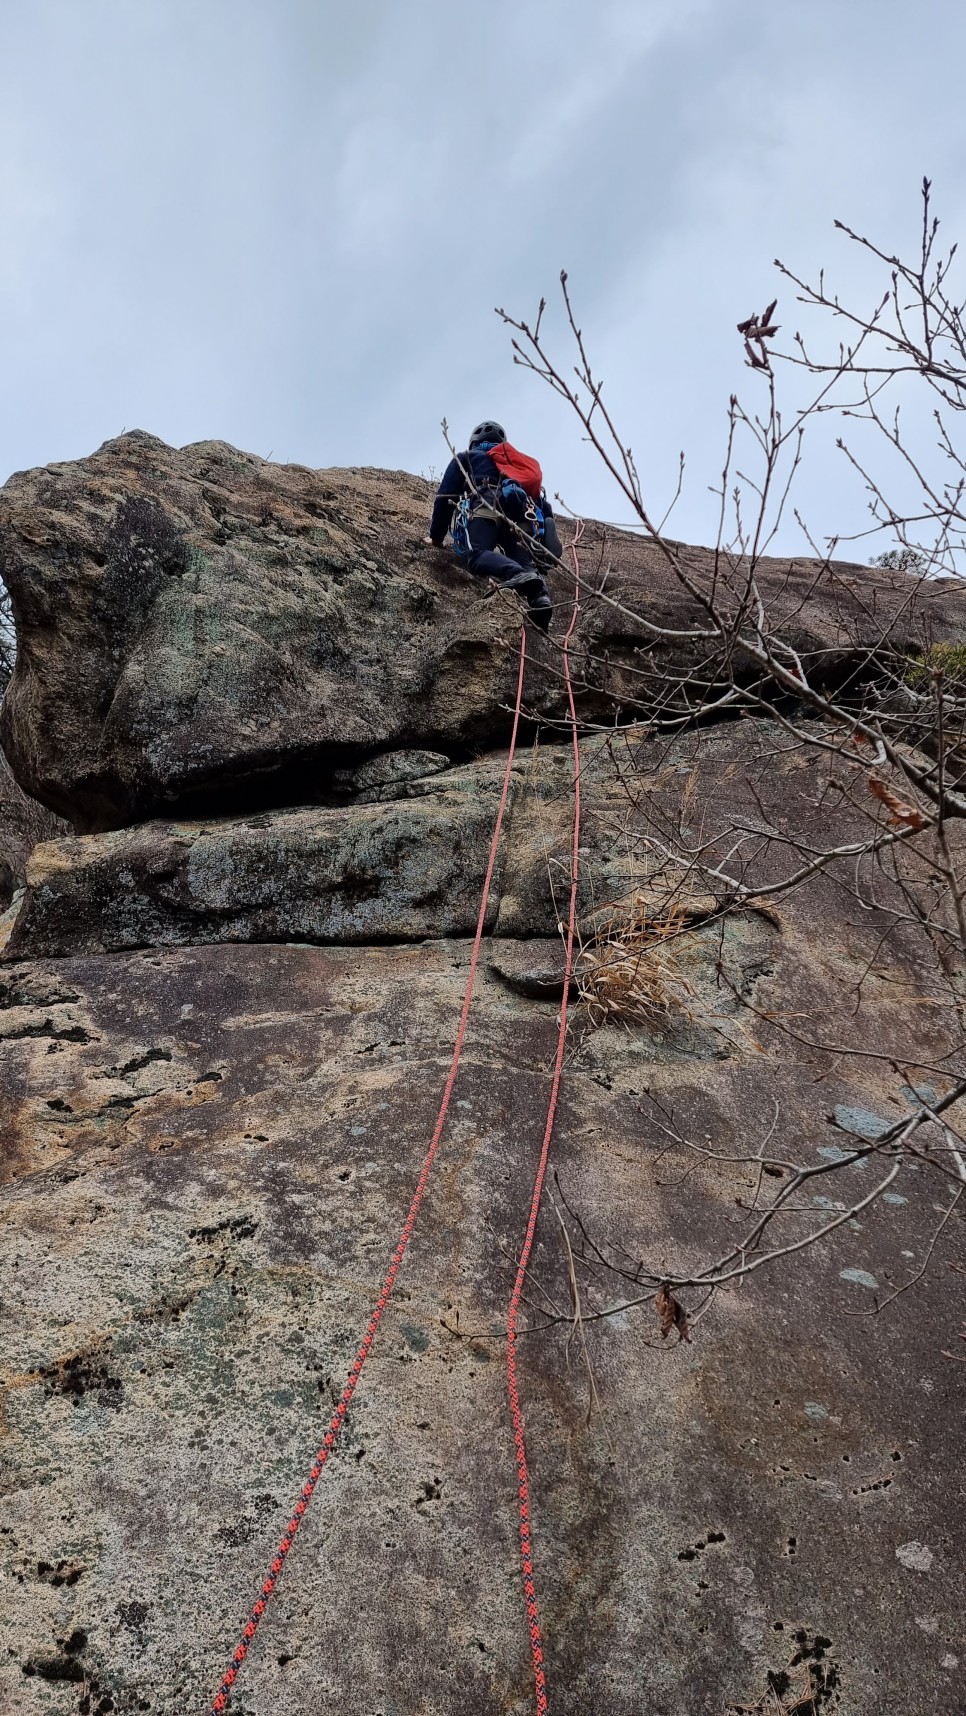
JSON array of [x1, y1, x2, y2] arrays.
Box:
[[3, 0, 965, 556]]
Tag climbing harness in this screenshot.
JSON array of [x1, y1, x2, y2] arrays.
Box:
[[451, 493, 473, 560], [206, 533, 584, 1714], [451, 483, 547, 563]]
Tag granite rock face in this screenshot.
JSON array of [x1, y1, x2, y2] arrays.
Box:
[[1, 935, 963, 1716], [3, 431, 966, 830], [4, 756, 520, 958], [0, 730, 779, 967], [1, 441, 965, 1716], [0, 750, 66, 907]]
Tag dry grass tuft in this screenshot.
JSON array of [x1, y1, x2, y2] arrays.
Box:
[[576, 892, 698, 1028], [727, 1654, 835, 1714]]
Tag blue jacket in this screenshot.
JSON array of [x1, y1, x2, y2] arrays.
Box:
[[429, 447, 501, 544], [429, 444, 561, 555]]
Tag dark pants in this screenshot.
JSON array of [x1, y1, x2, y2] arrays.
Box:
[[465, 516, 540, 587]]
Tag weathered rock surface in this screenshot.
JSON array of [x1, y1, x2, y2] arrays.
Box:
[[2, 707, 965, 1713], [1, 936, 963, 1716], [3, 432, 966, 830], [0, 730, 776, 966], [3, 756, 520, 958], [2, 440, 965, 1715], [0, 749, 66, 907]]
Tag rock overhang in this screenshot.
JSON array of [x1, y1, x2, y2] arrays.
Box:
[[3, 430, 965, 831]]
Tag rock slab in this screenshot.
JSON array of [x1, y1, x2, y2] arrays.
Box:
[[1, 940, 963, 1715]]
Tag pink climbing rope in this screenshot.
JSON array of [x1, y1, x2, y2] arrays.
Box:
[[505, 522, 585, 1716], [207, 631, 529, 1714]]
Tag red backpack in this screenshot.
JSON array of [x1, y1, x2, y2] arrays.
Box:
[[487, 440, 543, 500]]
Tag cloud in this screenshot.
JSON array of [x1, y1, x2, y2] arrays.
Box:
[[1, 0, 964, 558]]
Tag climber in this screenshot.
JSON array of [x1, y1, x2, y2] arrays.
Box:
[[426, 421, 561, 632]]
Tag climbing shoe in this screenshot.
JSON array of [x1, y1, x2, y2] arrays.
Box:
[[499, 568, 553, 629], [527, 591, 553, 632]]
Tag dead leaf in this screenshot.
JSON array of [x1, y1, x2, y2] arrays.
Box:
[[736, 300, 780, 342], [869, 776, 930, 830], [655, 1282, 691, 1343]]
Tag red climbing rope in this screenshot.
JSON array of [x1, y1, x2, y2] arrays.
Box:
[[505, 522, 585, 1716], [207, 630, 529, 1715]]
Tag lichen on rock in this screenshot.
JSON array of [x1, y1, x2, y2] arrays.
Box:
[[1, 437, 965, 1716]]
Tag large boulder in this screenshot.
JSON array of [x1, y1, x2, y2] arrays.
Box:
[[2, 440, 965, 1715], [3, 432, 966, 830]]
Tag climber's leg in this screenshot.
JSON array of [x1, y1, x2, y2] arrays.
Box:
[[465, 519, 553, 632]]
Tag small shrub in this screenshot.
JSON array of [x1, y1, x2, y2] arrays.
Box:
[[905, 641, 966, 690], [871, 545, 928, 573]]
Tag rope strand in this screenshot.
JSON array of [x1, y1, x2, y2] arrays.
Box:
[[207, 630, 530, 1714], [505, 523, 585, 1715]]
